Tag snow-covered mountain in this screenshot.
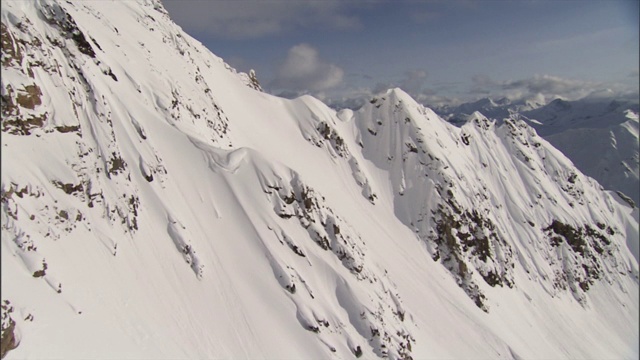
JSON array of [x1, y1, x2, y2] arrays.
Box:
[[522, 99, 639, 207], [1, 1, 638, 359], [440, 97, 640, 206], [437, 96, 545, 125]]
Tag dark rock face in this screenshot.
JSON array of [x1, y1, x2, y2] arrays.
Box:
[[543, 220, 624, 301], [430, 199, 514, 312], [1, 301, 19, 359], [40, 2, 96, 58]]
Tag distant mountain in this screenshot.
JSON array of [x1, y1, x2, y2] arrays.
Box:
[[1, 1, 638, 359], [435, 96, 546, 126], [439, 97, 640, 205]]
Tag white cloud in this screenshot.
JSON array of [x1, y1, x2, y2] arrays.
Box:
[[469, 74, 639, 103], [162, 0, 361, 39], [321, 71, 640, 112], [270, 44, 344, 92], [502, 75, 586, 95]]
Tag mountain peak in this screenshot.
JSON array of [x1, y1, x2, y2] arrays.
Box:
[[1, 1, 638, 359], [549, 98, 572, 110], [377, 87, 419, 106]]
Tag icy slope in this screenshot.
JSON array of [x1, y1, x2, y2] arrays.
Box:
[[1, 1, 638, 359]]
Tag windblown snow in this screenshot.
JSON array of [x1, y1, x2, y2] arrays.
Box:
[[1, 1, 638, 359]]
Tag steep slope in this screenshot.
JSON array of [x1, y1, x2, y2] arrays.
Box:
[[441, 97, 640, 205], [1, 1, 638, 359], [523, 100, 639, 205], [354, 91, 639, 306]]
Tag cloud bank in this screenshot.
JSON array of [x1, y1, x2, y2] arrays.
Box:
[[470, 74, 639, 103], [323, 73, 639, 111]]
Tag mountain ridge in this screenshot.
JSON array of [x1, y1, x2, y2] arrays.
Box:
[[1, 1, 638, 359], [438, 96, 639, 205]]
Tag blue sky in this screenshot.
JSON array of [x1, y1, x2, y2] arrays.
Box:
[[163, 0, 639, 108]]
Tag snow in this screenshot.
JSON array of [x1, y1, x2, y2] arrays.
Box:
[[441, 96, 640, 205], [1, 1, 638, 359]]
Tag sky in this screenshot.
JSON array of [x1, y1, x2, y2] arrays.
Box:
[[162, 0, 640, 109]]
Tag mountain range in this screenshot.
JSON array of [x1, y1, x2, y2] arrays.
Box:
[[1, 1, 638, 359]]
